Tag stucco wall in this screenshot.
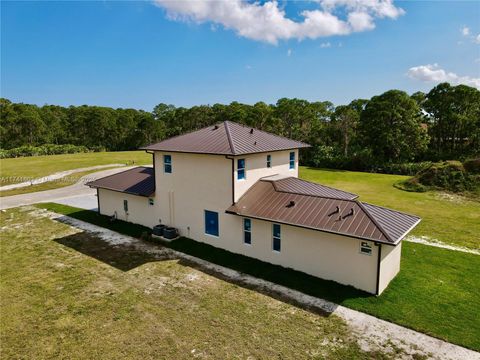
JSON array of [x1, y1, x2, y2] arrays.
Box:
[[97, 188, 157, 228], [233, 149, 298, 201], [98, 151, 400, 294], [378, 242, 402, 294]]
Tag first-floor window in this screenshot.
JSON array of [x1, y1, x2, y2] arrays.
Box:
[[266, 154, 272, 168], [205, 210, 219, 237], [148, 198, 154, 206], [243, 218, 252, 244], [237, 158, 246, 180], [360, 241, 372, 255], [272, 224, 281, 252], [123, 200, 128, 212], [164, 154, 172, 173]]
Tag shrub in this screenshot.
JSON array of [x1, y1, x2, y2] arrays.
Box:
[[0, 144, 99, 158], [464, 158, 480, 174], [415, 161, 479, 192]]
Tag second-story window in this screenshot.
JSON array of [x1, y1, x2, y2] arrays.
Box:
[[289, 151, 295, 170], [272, 224, 281, 252], [237, 158, 245, 180], [164, 154, 172, 173], [267, 154, 272, 168]]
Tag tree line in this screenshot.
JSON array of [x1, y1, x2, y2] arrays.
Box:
[[1, 82, 479, 170]]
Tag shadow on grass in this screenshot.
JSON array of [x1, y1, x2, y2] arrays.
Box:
[[41, 202, 371, 311]]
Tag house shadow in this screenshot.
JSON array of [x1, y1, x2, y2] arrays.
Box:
[[53, 228, 372, 318]]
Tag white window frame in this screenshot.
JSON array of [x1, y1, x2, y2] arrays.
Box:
[[266, 154, 272, 168], [289, 151, 295, 170], [163, 154, 172, 174], [237, 158, 246, 180]]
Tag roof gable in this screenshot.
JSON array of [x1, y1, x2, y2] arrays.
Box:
[[87, 167, 155, 197], [141, 121, 310, 155]]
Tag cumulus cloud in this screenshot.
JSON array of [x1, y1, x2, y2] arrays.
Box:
[[154, 0, 404, 44], [461, 26, 470, 36], [407, 64, 480, 89]]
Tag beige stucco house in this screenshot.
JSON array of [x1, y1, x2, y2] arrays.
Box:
[[88, 121, 420, 295]]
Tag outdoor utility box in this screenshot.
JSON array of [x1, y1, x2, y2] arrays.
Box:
[[163, 227, 177, 239], [152, 224, 166, 236]]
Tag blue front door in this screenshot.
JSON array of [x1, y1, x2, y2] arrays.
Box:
[[205, 210, 219, 236]]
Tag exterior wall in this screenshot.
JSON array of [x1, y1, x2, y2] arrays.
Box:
[[234, 149, 298, 201], [378, 242, 402, 294], [98, 150, 401, 294], [97, 188, 157, 228]]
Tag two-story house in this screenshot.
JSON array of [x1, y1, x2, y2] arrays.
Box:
[[88, 121, 420, 295]]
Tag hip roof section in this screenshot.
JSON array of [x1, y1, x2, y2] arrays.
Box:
[[86, 166, 155, 197], [227, 178, 420, 244], [141, 121, 310, 155]]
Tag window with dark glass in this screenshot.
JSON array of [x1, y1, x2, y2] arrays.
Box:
[[289, 151, 295, 170], [272, 224, 281, 252], [123, 200, 128, 212], [237, 158, 245, 180], [243, 218, 252, 244], [267, 154, 272, 168], [164, 154, 172, 173], [360, 241, 372, 255], [205, 210, 219, 237]]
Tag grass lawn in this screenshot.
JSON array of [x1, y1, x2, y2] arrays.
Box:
[[34, 203, 480, 351], [0, 151, 151, 186], [0, 166, 124, 197], [300, 167, 480, 250], [1, 207, 401, 360]]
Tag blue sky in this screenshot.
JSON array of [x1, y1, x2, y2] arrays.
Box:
[[1, 1, 479, 110]]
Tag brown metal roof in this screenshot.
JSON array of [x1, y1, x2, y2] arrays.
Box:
[[226, 179, 420, 244], [87, 167, 155, 197], [265, 176, 358, 200], [141, 121, 310, 155]]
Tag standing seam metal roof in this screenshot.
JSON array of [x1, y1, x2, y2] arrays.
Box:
[[141, 121, 310, 155], [227, 179, 420, 244], [86, 167, 155, 197]]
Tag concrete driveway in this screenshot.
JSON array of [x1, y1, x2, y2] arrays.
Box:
[[0, 167, 136, 210]]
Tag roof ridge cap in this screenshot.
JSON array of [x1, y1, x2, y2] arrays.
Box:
[[361, 201, 421, 219], [224, 121, 236, 155], [278, 177, 358, 199], [356, 201, 394, 243]]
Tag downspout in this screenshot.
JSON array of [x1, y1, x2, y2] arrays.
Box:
[[375, 243, 382, 296], [225, 155, 235, 204], [145, 150, 156, 192], [96, 188, 101, 214]]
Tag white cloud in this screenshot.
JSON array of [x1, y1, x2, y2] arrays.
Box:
[[476, 34, 480, 44], [287, 49, 292, 56], [154, 0, 404, 44], [407, 64, 480, 89], [320, 42, 331, 48], [461, 26, 470, 36]]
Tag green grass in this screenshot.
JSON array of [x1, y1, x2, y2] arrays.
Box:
[[0, 166, 123, 197], [0, 151, 151, 186], [300, 167, 480, 250], [1, 207, 400, 359], [35, 203, 480, 351]]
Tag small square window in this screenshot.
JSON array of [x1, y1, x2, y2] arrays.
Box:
[[360, 241, 372, 255], [267, 154, 272, 168], [149, 198, 154, 206], [237, 158, 246, 180], [164, 155, 172, 173]]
